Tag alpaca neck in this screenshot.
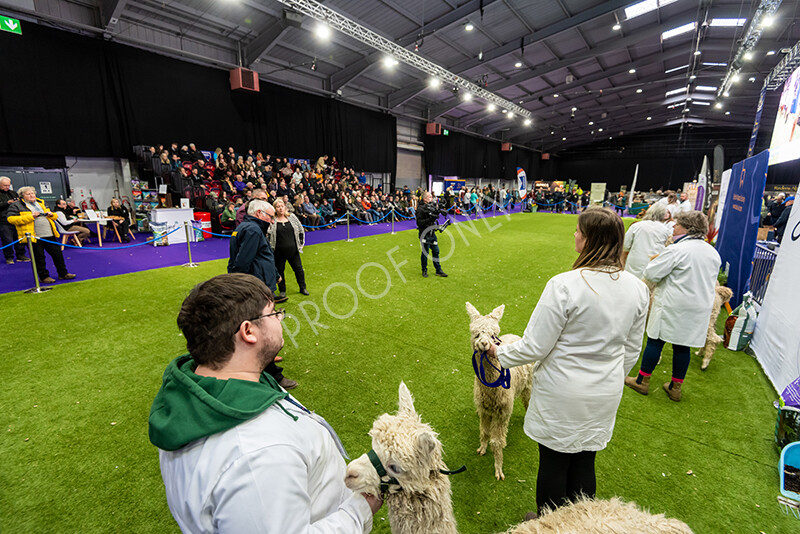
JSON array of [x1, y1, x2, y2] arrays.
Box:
[[387, 474, 458, 534]]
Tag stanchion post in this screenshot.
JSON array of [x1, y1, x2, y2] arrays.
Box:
[[346, 212, 353, 242], [23, 232, 52, 294], [182, 221, 198, 267], [391, 209, 395, 235]]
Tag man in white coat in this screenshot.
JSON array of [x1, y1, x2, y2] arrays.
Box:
[[149, 273, 381, 533], [625, 210, 721, 401]]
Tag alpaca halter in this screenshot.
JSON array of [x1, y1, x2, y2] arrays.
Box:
[[472, 335, 511, 389], [367, 449, 466, 494]]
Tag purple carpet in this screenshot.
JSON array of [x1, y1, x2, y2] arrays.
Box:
[[1, 206, 537, 294]]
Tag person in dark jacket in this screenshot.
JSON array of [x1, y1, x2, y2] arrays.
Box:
[[0, 176, 30, 264], [774, 196, 794, 243], [415, 191, 448, 278], [227, 199, 295, 389]]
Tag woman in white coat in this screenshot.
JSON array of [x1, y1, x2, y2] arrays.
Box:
[[622, 203, 672, 279], [625, 211, 721, 401], [488, 207, 649, 514]]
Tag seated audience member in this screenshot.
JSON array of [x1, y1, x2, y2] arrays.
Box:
[[360, 195, 378, 224], [220, 201, 237, 231], [301, 195, 321, 228], [53, 199, 91, 244], [188, 143, 205, 162], [319, 198, 335, 225], [107, 198, 132, 243]]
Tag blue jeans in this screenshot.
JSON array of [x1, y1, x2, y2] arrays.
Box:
[[640, 337, 691, 381]]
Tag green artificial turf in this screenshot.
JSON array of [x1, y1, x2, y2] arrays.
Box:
[[0, 212, 794, 533]]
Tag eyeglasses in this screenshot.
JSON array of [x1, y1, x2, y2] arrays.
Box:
[[232, 308, 285, 336]]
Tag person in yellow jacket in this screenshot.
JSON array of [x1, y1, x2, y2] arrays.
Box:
[[7, 187, 76, 284]]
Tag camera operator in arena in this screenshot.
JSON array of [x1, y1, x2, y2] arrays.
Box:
[[416, 191, 449, 278]]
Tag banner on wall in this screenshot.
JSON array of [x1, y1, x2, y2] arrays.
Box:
[[695, 155, 708, 210], [750, 182, 800, 392], [714, 169, 732, 230], [590, 182, 606, 204], [715, 150, 769, 308], [517, 168, 527, 199]]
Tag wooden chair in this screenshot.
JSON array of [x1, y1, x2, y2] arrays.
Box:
[[103, 219, 136, 243]]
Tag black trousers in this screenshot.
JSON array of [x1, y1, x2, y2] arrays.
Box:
[[419, 230, 443, 274], [32, 238, 69, 279], [1, 223, 26, 260], [275, 248, 306, 292], [536, 443, 597, 513]]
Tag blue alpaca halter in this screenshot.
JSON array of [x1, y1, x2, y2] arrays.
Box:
[[472, 336, 511, 389]]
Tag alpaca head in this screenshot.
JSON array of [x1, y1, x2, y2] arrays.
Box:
[[466, 302, 504, 353], [346, 382, 444, 496]]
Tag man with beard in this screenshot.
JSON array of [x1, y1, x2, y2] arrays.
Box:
[[149, 273, 381, 533]]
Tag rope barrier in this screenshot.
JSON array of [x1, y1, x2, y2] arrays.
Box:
[[348, 210, 394, 225], [300, 213, 348, 229], [603, 201, 628, 210], [37, 226, 184, 250], [0, 238, 22, 250]]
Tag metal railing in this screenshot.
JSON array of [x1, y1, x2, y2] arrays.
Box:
[[749, 242, 779, 305]]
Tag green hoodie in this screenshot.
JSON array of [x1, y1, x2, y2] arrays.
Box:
[[148, 354, 291, 451]]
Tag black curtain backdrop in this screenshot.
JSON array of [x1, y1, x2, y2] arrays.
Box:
[[425, 130, 540, 181], [0, 23, 396, 176]]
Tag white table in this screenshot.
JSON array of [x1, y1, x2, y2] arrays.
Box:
[[149, 208, 197, 245], [76, 218, 111, 247]]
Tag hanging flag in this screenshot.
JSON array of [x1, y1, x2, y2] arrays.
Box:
[[517, 168, 527, 199]]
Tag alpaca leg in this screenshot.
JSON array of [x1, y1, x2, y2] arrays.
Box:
[[490, 412, 512, 481], [492, 443, 505, 481], [477, 413, 489, 456]]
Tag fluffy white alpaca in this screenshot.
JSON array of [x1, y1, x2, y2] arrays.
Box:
[[697, 284, 733, 370], [466, 302, 535, 480], [346, 382, 459, 534], [346, 382, 694, 534]]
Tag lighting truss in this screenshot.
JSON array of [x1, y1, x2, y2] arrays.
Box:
[[275, 0, 531, 118], [765, 39, 800, 90], [717, 0, 782, 98]]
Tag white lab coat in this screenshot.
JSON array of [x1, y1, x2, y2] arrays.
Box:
[[497, 268, 649, 454], [644, 237, 721, 347], [623, 221, 672, 279], [678, 199, 693, 213], [159, 398, 372, 534]]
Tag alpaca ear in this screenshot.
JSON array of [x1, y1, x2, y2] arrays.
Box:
[[416, 430, 439, 458], [398, 381, 417, 416], [488, 304, 505, 321], [465, 302, 480, 320]]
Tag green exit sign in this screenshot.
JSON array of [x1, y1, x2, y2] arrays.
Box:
[[443, 129, 449, 136], [1, 15, 21, 35]]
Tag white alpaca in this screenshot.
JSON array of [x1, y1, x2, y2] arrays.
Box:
[[697, 284, 733, 370], [466, 302, 535, 480], [346, 382, 694, 534]]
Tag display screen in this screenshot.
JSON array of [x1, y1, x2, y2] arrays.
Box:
[[768, 65, 800, 165]]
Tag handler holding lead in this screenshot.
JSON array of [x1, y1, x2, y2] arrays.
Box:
[[416, 191, 448, 278], [149, 273, 381, 532]]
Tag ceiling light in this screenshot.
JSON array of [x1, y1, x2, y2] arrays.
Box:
[[609, 136, 613, 139], [694, 101, 710, 106], [551, 131, 555, 135], [702, 62, 728, 67], [514, 62, 522, 68], [662, 22, 696, 40], [553, 93, 559, 98], [463, 91, 472, 101], [696, 85, 717, 91], [315, 22, 331, 40], [519, 100, 524, 104], [429, 78, 440, 88], [507, 112, 515, 119], [562, 137, 567, 141], [723, 91, 730, 97], [502, 109, 507, 114], [598, 128, 604, 132], [743, 52, 754, 61], [665, 64, 689, 73], [689, 75, 697, 80], [646, 116, 652, 120], [694, 50, 702, 56], [588, 121, 594, 125], [710, 18, 747, 27], [571, 107, 578, 112], [749, 76, 756, 82], [665, 87, 686, 97], [629, 68, 636, 74], [625, 0, 678, 20], [612, 23, 621, 31], [714, 102, 723, 109], [487, 103, 496, 111], [636, 88, 643, 93], [382, 56, 399, 67], [732, 74, 741, 83], [767, 50, 776, 56], [465, 22, 474, 31], [524, 118, 532, 126], [725, 111, 730, 115], [761, 16, 775, 28]]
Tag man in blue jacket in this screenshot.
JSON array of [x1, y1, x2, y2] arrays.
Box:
[[229, 199, 296, 389]]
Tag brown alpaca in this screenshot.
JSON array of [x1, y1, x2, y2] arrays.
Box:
[[346, 382, 694, 534], [466, 302, 535, 480], [697, 284, 734, 370]]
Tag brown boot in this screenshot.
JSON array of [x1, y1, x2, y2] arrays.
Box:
[[624, 374, 650, 395], [663, 381, 682, 402]]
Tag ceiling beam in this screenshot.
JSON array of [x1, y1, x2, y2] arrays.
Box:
[[100, 0, 128, 29], [246, 22, 291, 68], [331, 0, 502, 92]]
